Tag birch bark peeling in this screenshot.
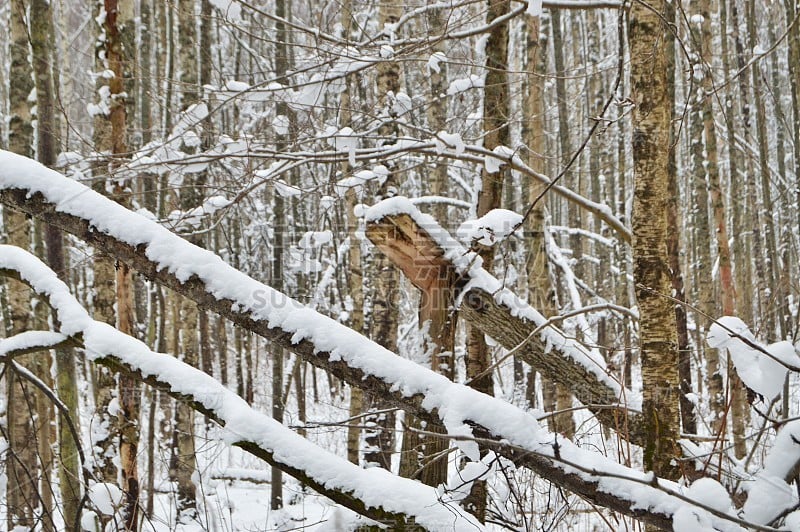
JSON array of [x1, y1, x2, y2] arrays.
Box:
[[365, 213, 643, 444]]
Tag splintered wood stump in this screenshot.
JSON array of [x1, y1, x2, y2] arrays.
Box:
[[367, 210, 455, 486], [366, 212, 644, 445]]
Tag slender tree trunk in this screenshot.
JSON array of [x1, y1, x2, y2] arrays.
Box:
[[545, 8, 576, 439], [338, 0, 366, 466], [29, 0, 84, 528], [463, 0, 511, 520], [29, 3, 59, 514], [729, 0, 753, 458], [522, 10, 563, 429], [552, 9, 582, 284], [93, 0, 142, 526], [267, 0, 293, 509], [666, 0, 694, 436], [748, 1, 782, 341], [354, 0, 401, 479], [630, 0, 681, 481], [5, 1, 40, 528], [91, 0, 119, 493], [694, 0, 731, 439], [766, 15, 793, 342], [687, 1, 715, 432], [786, 0, 800, 323], [405, 0, 455, 489]]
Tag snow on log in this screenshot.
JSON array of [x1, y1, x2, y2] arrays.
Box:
[[0, 330, 74, 358], [0, 245, 483, 531], [364, 197, 644, 443], [0, 150, 749, 530], [741, 420, 800, 525], [707, 317, 800, 403], [706, 318, 800, 523]]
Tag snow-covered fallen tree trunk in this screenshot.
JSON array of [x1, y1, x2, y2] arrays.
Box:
[[0, 245, 483, 531], [363, 198, 643, 443], [0, 150, 753, 530]]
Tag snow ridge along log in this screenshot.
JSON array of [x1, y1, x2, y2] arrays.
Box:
[[364, 203, 644, 444], [0, 150, 740, 530], [0, 246, 482, 531]]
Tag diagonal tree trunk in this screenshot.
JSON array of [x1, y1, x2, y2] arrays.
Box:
[[0, 162, 740, 530]]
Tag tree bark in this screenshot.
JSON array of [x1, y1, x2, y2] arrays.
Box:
[[629, 0, 681, 480], [463, 0, 511, 518], [365, 212, 645, 444], [696, 0, 729, 437], [667, 0, 694, 436], [687, 0, 715, 439], [361, 0, 401, 478], [29, 0, 82, 527], [339, 0, 366, 468], [4, 1, 40, 528]]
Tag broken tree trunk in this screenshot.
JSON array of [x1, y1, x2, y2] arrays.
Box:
[[364, 208, 644, 445]]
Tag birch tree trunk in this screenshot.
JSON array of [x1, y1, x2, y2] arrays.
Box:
[[91, 0, 120, 491], [5, 0, 40, 528], [629, 0, 681, 481], [339, 0, 366, 467]]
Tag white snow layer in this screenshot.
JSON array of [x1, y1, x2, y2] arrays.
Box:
[[707, 316, 798, 402], [427, 52, 447, 74], [0, 330, 68, 357], [0, 150, 751, 531], [740, 419, 800, 525], [87, 482, 124, 515], [0, 244, 482, 531], [527, 0, 543, 17], [457, 208, 523, 247]]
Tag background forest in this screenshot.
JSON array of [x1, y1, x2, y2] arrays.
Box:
[[0, 0, 799, 530]]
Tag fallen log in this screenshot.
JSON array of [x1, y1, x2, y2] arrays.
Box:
[[0, 150, 750, 530], [0, 245, 482, 531], [364, 199, 643, 443]]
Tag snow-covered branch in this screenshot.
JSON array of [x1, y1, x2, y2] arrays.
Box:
[[0, 150, 754, 530], [0, 244, 483, 531]]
